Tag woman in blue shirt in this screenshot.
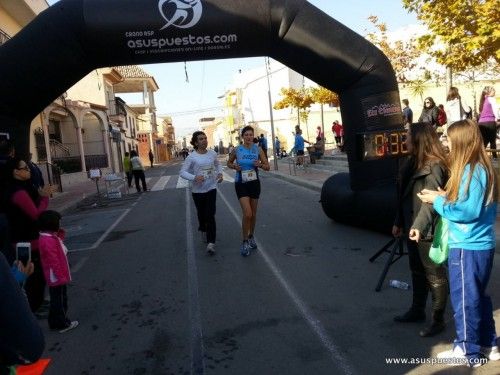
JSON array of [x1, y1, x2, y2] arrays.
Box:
[[227, 126, 270, 256], [418, 119, 499, 367]]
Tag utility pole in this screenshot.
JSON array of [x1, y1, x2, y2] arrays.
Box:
[[446, 66, 452, 93], [265, 57, 278, 171]]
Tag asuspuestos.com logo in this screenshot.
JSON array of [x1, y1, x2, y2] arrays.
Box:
[[127, 33, 237, 49]]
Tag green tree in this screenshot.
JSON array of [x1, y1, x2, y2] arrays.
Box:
[[402, 0, 500, 71], [310, 86, 339, 138], [273, 87, 314, 128]]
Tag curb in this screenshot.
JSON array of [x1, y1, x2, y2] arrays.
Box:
[[268, 171, 324, 192]]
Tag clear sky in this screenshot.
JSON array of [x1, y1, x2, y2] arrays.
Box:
[[46, 0, 419, 136]]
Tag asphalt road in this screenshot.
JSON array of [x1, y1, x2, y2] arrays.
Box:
[[40, 162, 500, 375]]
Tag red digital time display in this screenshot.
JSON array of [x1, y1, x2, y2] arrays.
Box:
[[357, 130, 408, 161]]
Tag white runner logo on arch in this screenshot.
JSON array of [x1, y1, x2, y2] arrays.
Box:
[[159, 0, 203, 30]]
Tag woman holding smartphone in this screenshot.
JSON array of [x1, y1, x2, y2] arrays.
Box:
[[418, 120, 499, 367], [4, 157, 55, 312]]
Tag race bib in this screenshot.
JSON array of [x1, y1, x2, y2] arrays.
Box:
[[241, 169, 257, 183], [200, 166, 214, 179]]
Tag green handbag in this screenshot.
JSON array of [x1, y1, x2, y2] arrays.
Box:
[[429, 217, 449, 264]]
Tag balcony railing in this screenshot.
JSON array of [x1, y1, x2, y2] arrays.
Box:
[[0, 29, 10, 46], [108, 97, 127, 117]]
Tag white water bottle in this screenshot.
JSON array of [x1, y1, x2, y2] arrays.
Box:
[[389, 279, 410, 290]]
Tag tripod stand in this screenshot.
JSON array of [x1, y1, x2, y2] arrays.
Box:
[[367, 154, 410, 291], [369, 236, 406, 292]]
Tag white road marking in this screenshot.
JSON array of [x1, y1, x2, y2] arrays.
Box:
[[151, 175, 171, 191], [185, 189, 206, 373], [67, 209, 131, 253], [222, 171, 234, 183], [217, 189, 356, 375], [176, 176, 190, 189]]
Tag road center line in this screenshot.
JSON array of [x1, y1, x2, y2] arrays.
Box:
[[217, 189, 356, 375], [185, 188, 206, 374]]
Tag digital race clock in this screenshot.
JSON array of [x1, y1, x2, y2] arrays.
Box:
[[357, 129, 408, 161]]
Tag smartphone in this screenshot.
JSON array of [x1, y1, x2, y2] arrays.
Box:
[[16, 242, 31, 266]]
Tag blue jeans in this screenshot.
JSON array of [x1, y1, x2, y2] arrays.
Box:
[[448, 248, 497, 361]]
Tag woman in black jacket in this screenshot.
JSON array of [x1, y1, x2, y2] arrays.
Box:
[[393, 123, 449, 337], [418, 97, 439, 128]]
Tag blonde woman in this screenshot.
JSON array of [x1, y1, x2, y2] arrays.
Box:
[[418, 119, 499, 367]]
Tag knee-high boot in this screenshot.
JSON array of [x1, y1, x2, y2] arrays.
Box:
[[419, 268, 448, 337], [394, 270, 428, 322]]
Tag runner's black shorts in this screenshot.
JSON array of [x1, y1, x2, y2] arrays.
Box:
[[296, 149, 305, 155], [235, 180, 261, 199]]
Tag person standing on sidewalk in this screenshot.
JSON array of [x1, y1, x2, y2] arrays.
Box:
[[274, 137, 281, 159], [294, 129, 310, 166], [0, 252, 45, 374], [227, 126, 270, 256], [402, 99, 413, 128], [392, 123, 449, 337], [418, 97, 439, 128], [444, 86, 472, 125], [27, 153, 44, 191], [477, 86, 498, 159], [38, 210, 78, 333], [148, 149, 154, 168], [123, 152, 132, 188], [418, 119, 499, 367], [180, 131, 223, 255], [3, 157, 56, 312], [258, 134, 268, 159], [331, 120, 344, 150], [130, 150, 148, 193]]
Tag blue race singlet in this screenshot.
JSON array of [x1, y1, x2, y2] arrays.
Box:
[[235, 144, 259, 183]]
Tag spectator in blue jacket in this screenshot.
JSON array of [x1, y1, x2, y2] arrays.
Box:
[[418, 119, 499, 367]]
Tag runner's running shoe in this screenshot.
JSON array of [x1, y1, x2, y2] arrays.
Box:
[[206, 243, 215, 255], [240, 241, 250, 257], [247, 235, 257, 250]]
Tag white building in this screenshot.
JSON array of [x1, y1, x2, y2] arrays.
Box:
[[225, 60, 342, 153]]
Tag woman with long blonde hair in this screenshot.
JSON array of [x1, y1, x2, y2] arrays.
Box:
[[418, 119, 499, 367]]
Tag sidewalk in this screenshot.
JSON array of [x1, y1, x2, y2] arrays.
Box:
[[267, 148, 346, 192], [48, 175, 122, 214], [267, 156, 333, 192]]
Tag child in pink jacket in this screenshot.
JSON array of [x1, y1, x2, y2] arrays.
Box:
[[38, 210, 78, 333]]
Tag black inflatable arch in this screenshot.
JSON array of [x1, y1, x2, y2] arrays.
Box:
[[0, 0, 403, 231]]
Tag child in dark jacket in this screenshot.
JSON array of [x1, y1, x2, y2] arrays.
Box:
[[38, 210, 78, 333]]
